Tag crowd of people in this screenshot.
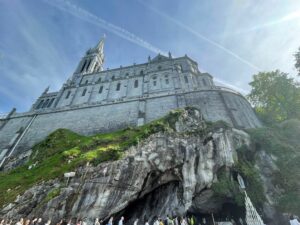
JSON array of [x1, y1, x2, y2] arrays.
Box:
[[0, 215, 200, 225], [1, 214, 300, 225]]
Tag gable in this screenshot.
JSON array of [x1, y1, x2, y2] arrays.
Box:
[[151, 54, 169, 62]]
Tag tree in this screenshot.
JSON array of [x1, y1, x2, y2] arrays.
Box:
[[248, 70, 300, 124], [295, 47, 300, 75]]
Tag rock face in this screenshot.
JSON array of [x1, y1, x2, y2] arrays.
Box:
[[0, 109, 255, 224]]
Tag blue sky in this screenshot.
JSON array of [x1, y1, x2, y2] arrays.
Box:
[[0, 0, 300, 113]]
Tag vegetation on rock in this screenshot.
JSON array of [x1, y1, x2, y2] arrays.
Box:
[[0, 109, 183, 208], [247, 119, 300, 215]]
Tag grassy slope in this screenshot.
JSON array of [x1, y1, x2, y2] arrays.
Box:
[[0, 110, 183, 208]]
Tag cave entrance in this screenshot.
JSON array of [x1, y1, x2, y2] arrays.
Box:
[[187, 202, 245, 225], [112, 181, 182, 225]]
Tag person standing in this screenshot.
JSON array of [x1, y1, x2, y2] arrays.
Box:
[[133, 219, 138, 225], [16, 218, 24, 225], [107, 217, 113, 225], [118, 217, 124, 225], [36, 219, 42, 225], [153, 218, 159, 225], [290, 215, 300, 225]]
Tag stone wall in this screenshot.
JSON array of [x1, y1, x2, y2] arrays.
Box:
[[0, 89, 261, 159]]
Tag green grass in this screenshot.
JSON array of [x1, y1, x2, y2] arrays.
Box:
[[0, 109, 184, 208]]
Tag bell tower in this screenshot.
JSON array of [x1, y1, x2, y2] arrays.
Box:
[[74, 37, 105, 75]]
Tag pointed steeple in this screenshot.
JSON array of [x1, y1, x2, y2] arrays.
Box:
[[95, 34, 105, 53], [74, 35, 105, 75], [43, 86, 50, 95]]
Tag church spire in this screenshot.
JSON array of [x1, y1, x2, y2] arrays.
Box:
[[74, 35, 105, 75], [95, 34, 105, 53]]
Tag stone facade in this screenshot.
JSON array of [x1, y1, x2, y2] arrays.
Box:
[[0, 38, 261, 166]]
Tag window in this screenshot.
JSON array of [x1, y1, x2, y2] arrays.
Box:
[[112, 76, 115, 80], [81, 60, 87, 73], [180, 65, 183, 72], [99, 86, 103, 94], [93, 62, 99, 71], [152, 76, 157, 86], [116, 83, 121, 91], [134, 80, 138, 88], [36, 100, 44, 109], [165, 75, 169, 84], [86, 59, 92, 72], [82, 88, 87, 96], [184, 76, 188, 83], [47, 98, 55, 108], [158, 65, 162, 70], [42, 99, 49, 108], [98, 77, 101, 83], [202, 78, 207, 86], [140, 70, 144, 75], [66, 91, 71, 99], [85, 80, 88, 84]]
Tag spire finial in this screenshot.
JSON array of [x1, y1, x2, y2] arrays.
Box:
[[43, 86, 50, 95], [95, 35, 105, 52]]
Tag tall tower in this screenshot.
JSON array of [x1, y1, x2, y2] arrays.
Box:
[[74, 37, 105, 75]]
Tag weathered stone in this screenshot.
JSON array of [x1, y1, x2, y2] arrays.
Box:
[[0, 109, 250, 224]]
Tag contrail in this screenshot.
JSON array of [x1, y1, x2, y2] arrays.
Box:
[[224, 9, 300, 36], [214, 78, 248, 95], [138, 1, 261, 71], [43, 0, 167, 55]]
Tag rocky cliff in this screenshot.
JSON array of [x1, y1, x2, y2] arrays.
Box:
[[0, 108, 296, 225]]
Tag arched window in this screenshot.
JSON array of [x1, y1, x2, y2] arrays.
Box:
[[42, 99, 50, 108], [81, 60, 87, 73], [112, 76, 115, 80], [93, 62, 99, 71], [85, 80, 88, 84], [47, 98, 55, 108], [98, 77, 101, 83], [134, 80, 138, 88], [36, 100, 44, 109], [82, 88, 87, 96], [165, 75, 169, 84], [184, 76, 188, 83], [66, 91, 71, 99], [99, 86, 103, 94], [152, 76, 157, 86], [202, 78, 207, 86], [116, 83, 121, 91], [86, 59, 92, 72], [140, 70, 144, 75]]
